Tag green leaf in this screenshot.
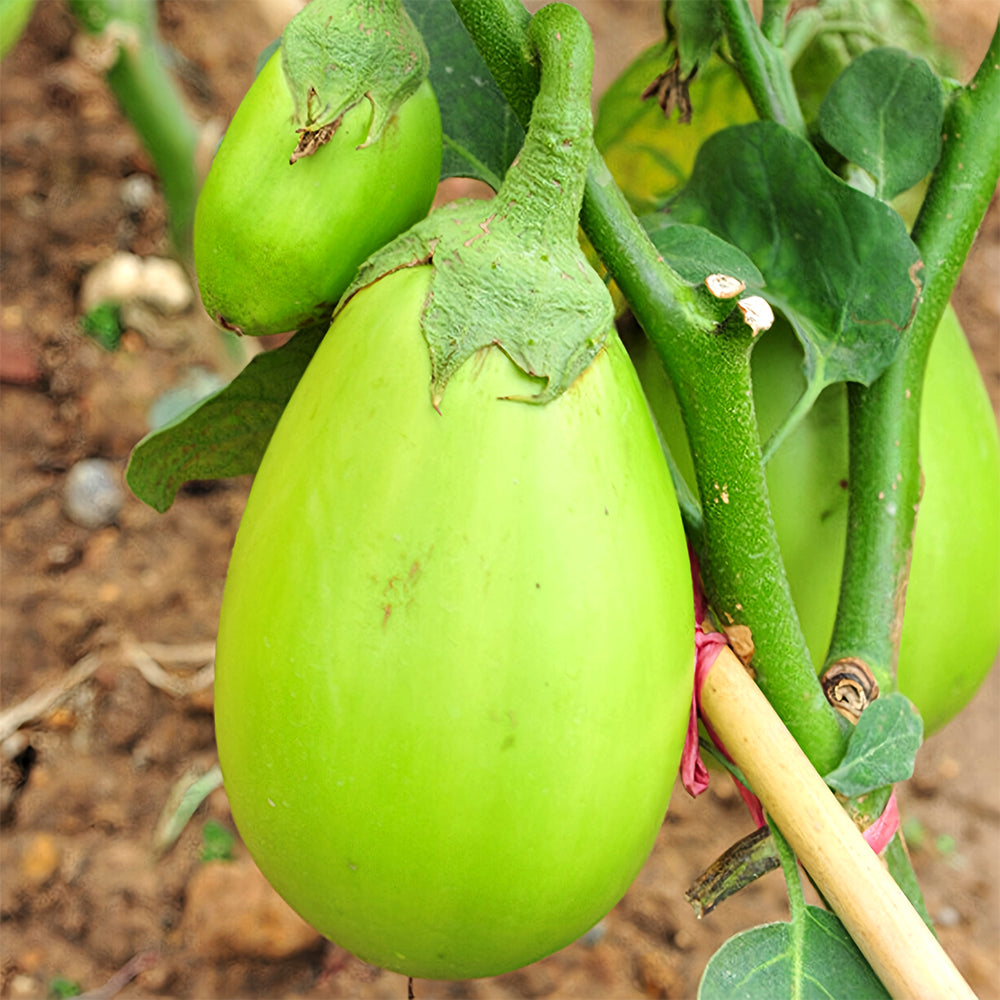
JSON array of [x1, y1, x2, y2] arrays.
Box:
[[80, 301, 123, 352], [200, 819, 236, 862], [1, 0, 35, 59], [402, 0, 523, 189], [819, 47, 944, 201], [125, 326, 324, 512], [823, 693, 923, 797], [47, 976, 82, 1000], [666, 121, 921, 390], [787, 0, 946, 128], [699, 906, 890, 999], [643, 220, 764, 288]]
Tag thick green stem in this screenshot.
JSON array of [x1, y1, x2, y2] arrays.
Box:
[[718, 0, 806, 137], [659, 319, 845, 771], [452, 0, 847, 773], [504, 4, 594, 242], [826, 23, 1000, 681]]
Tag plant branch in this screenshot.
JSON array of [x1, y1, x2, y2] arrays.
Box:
[[718, 0, 807, 136], [68, 0, 201, 255], [451, 0, 847, 774], [825, 22, 1000, 682]]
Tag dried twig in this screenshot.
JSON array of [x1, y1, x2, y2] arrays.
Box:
[[138, 640, 216, 665], [120, 636, 214, 697], [77, 950, 159, 1000], [0, 650, 104, 744], [0, 638, 215, 746]]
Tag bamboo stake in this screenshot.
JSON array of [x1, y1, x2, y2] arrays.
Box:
[[698, 645, 976, 1000]]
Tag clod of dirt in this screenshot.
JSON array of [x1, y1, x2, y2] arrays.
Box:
[[182, 852, 324, 961]]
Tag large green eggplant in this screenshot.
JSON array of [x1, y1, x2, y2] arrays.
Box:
[[215, 264, 694, 979]]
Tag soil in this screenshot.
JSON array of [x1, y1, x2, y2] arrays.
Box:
[[1, 2, 998, 999]]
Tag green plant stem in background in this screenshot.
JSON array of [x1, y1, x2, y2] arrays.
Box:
[[451, 0, 847, 775], [718, 0, 806, 137], [759, 0, 790, 47], [68, 0, 200, 253], [826, 23, 1000, 683]]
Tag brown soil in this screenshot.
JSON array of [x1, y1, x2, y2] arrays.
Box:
[[2, 2, 998, 998]]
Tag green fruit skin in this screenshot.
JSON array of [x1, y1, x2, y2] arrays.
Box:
[[193, 51, 442, 336], [0, 0, 34, 59], [631, 306, 1000, 735], [215, 266, 694, 979]]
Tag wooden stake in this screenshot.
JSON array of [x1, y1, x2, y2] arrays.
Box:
[[698, 645, 976, 1000]]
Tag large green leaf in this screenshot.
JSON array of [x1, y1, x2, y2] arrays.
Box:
[[126, 326, 325, 512], [699, 906, 890, 999], [402, 0, 523, 190], [662, 121, 921, 390], [819, 47, 944, 201], [823, 693, 923, 798]]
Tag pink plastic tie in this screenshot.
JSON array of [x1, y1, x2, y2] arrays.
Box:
[[861, 788, 900, 855], [681, 547, 765, 828]]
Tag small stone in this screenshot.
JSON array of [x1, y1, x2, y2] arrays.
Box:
[[120, 173, 155, 212], [63, 458, 124, 529], [79, 251, 193, 315], [8, 974, 43, 1000], [637, 948, 684, 998], [20, 832, 61, 887], [936, 904, 961, 928], [672, 927, 696, 951], [43, 707, 77, 732], [183, 853, 323, 960], [579, 919, 606, 947], [46, 543, 78, 569], [139, 257, 194, 313], [936, 756, 961, 781]]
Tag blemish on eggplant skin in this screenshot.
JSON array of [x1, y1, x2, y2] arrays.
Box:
[[217, 314, 244, 335]]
